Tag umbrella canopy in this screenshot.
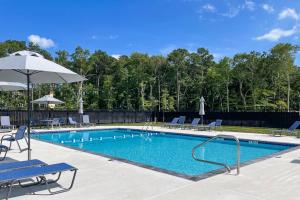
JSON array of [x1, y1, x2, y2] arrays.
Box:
[[0, 51, 84, 83], [199, 96, 205, 116], [32, 95, 64, 105], [0, 81, 27, 91], [0, 50, 86, 160]]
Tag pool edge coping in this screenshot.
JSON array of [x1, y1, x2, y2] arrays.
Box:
[[31, 127, 300, 181]]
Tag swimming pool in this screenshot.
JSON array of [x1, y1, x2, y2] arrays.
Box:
[[32, 129, 297, 180]]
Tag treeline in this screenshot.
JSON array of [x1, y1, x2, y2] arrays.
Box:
[[0, 40, 299, 112]]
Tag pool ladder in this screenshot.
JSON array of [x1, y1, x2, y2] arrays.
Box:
[[192, 134, 240, 175]]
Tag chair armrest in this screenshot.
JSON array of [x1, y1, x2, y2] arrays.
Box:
[[0, 144, 8, 151], [1, 134, 14, 142]]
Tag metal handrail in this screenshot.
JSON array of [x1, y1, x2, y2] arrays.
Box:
[[192, 134, 240, 175]]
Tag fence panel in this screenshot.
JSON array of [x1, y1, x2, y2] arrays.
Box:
[[0, 109, 299, 128], [155, 111, 300, 128]]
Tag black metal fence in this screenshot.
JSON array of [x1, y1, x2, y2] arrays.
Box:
[[154, 111, 300, 128], [1, 109, 299, 128], [0, 110, 152, 126]]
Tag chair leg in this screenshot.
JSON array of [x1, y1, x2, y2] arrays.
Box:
[[15, 140, 27, 153], [45, 169, 77, 194], [18, 177, 43, 188], [5, 181, 14, 200], [24, 136, 28, 145], [0, 148, 8, 161], [8, 141, 12, 150], [16, 140, 22, 153]]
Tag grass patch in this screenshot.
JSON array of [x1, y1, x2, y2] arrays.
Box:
[[98, 123, 274, 134], [217, 126, 274, 134], [214, 126, 300, 136]]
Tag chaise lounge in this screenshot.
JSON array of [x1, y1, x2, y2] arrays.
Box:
[[271, 121, 300, 136], [0, 160, 77, 199], [164, 117, 179, 128], [0, 159, 46, 171], [168, 116, 186, 128], [183, 118, 200, 129], [198, 119, 222, 131]]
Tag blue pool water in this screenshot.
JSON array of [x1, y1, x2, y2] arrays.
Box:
[[32, 129, 296, 177]]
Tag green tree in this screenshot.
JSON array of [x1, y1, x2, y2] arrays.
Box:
[[270, 43, 300, 112], [167, 49, 190, 111]]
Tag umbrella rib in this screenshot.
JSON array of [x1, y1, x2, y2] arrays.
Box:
[[55, 72, 68, 83], [12, 69, 27, 75], [11, 69, 42, 76]]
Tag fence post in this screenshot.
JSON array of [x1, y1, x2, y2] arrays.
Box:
[[123, 111, 126, 123]]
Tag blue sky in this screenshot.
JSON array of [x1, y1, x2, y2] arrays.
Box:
[[0, 0, 299, 63]]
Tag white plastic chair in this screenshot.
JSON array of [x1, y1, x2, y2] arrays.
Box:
[[0, 116, 16, 130], [82, 115, 95, 126]]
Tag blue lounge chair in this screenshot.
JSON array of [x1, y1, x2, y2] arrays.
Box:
[[197, 121, 216, 131], [271, 121, 300, 136], [183, 118, 200, 129], [0, 163, 78, 199], [1, 126, 28, 152], [168, 116, 186, 128], [165, 117, 179, 127], [0, 159, 45, 172], [0, 144, 8, 161], [178, 116, 186, 125], [215, 119, 222, 127]]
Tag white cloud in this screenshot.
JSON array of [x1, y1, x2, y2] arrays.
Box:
[[245, 0, 255, 11], [262, 4, 274, 13], [28, 34, 55, 48], [279, 8, 299, 20], [222, 6, 241, 18], [108, 35, 119, 40], [202, 4, 216, 13], [111, 54, 121, 59], [222, 2, 251, 18], [221, 1, 256, 18], [93, 34, 119, 40], [160, 45, 177, 55], [255, 26, 298, 41], [213, 53, 224, 61]]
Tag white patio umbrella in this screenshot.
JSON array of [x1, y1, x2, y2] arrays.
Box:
[[0, 81, 27, 91], [32, 95, 64, 118], [32, 95, 64, 105], [199, 96, 205, 125], [78, 97, 83, 115], [78, 97, 84, 123], [0, 50, 85, 159]]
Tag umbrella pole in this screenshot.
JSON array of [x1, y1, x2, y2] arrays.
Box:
[[27, 73, 31, 160]]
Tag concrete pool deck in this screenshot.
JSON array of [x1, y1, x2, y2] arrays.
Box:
[[1, 126, 300, 200]]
